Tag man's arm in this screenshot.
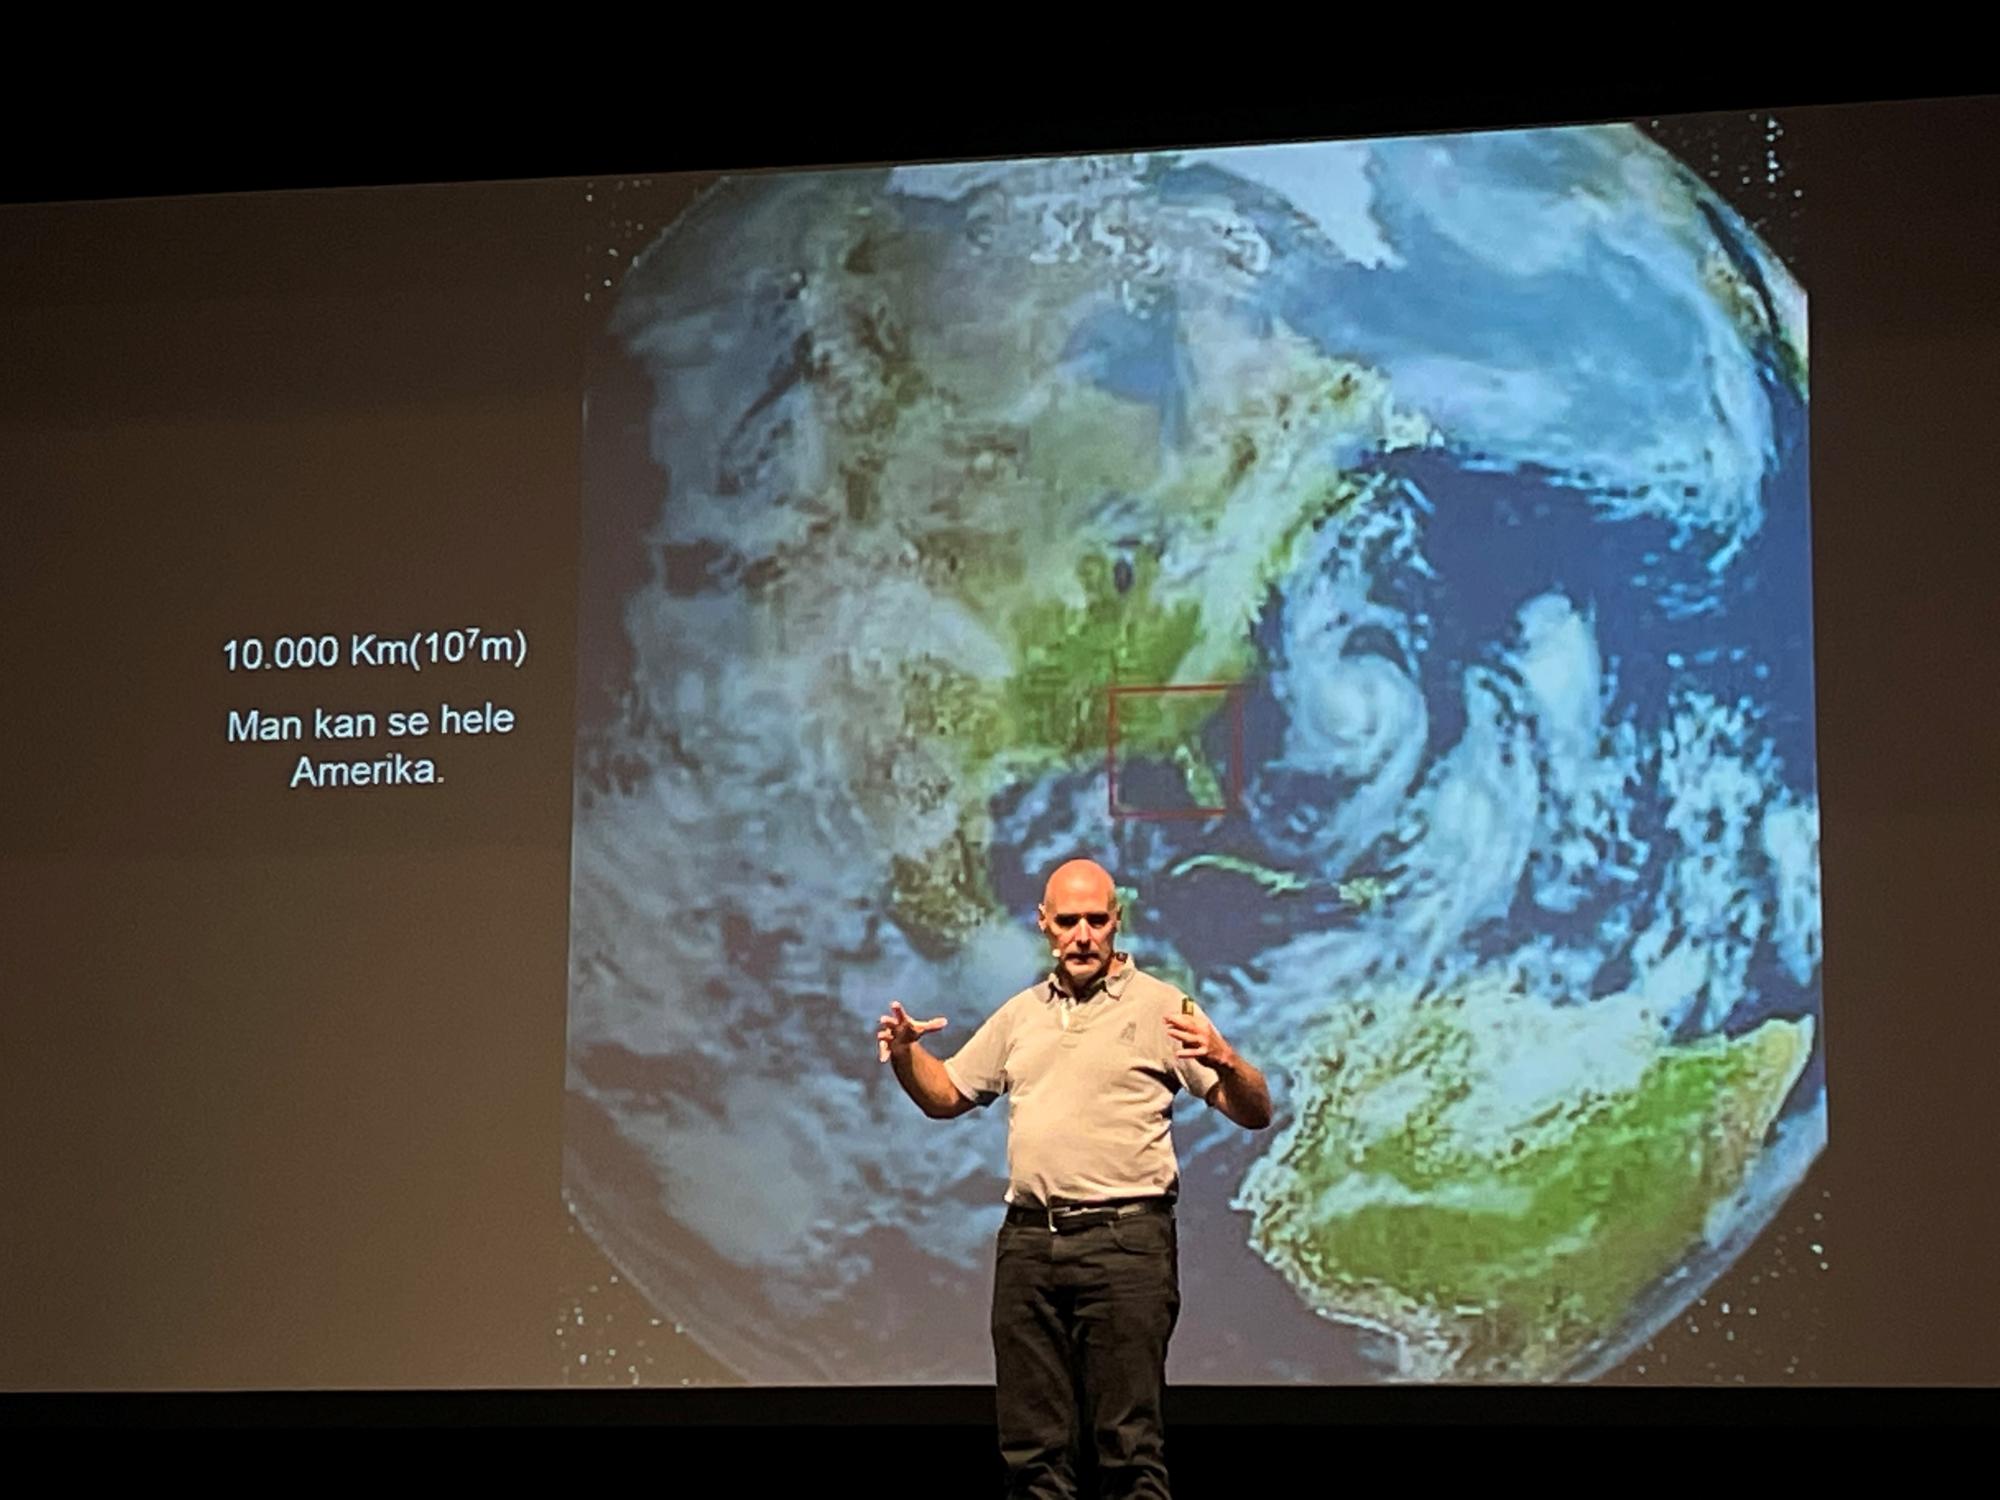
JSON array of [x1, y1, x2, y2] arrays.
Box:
[[877, 1000, 980, 1119], [891, 1041, 978, 1120], [1167, 1007, 1274, 1131], [1204, 1056, 1273, 1131]]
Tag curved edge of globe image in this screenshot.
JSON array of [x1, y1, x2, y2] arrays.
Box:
[[557, 111, 1824, 1388]]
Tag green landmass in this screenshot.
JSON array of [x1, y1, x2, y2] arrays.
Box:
[[1006, 552, 1220, 759], [1172, 743, 1225, 809], [1236, 979, 1814, 1381], [885, 812, 998, 958], [1163, 856, 1391, 910], [1336, 876, 1389, 911], [1169, 853, 1311, 894], [756, 184, 1436, 948]]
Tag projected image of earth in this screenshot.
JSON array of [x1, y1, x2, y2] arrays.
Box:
[[565, 124, 1820, 1383]]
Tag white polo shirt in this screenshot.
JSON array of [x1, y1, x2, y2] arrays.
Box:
[[943, 955, 1222, 1206]]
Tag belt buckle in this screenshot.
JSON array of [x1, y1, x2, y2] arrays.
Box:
[[1046, 1201, 1086, 1234], [1047, 1200, 1119, 1233]]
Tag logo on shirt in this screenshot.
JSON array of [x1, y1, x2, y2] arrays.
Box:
[[1118, 1020, 1137, 1044]]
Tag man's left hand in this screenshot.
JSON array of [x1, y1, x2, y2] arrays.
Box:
[[1165, 1010, 1238, 1071]]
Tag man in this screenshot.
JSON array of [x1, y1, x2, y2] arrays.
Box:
[[877, 857, 1273, 1498]]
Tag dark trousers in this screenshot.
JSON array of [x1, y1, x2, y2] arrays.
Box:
[[991, 1207, 1180, 1498]]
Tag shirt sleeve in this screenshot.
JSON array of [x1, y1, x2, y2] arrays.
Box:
[[943, 1001, 1011, 1106], [1171, 994, 1224, 1103]]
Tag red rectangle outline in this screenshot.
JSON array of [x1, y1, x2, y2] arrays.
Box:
[[1106, 683, 1242, 821]]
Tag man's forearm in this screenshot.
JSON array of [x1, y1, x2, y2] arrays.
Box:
[[892, 1043, 972, 1118], [1211, 1054, 1273, 1130]]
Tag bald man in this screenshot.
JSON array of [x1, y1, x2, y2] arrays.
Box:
[[878, 858, 1272, 1498]]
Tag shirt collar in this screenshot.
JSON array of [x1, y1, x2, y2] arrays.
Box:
[[1046, 951, 1133, 1003]]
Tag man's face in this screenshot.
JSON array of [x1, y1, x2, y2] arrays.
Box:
[[1038, 864, 1120, 992]]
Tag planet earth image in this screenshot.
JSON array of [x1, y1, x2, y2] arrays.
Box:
[[564, 123, 1820, 1384]]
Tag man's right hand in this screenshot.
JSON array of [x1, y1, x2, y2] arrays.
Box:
[[877, 1000, 948, 1063]]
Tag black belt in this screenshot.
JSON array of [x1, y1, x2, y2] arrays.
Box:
[[1006, 1195, 1174, 1233]]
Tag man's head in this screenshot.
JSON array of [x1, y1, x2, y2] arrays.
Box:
[[1037, 858, 1121, 993]]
